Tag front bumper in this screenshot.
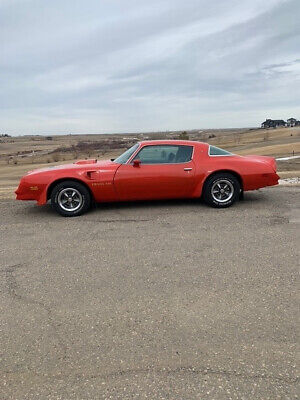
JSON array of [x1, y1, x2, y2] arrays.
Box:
[[15, 180, 47, 205]]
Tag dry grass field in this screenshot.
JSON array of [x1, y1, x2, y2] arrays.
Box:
[[0, 127, 299, 199]]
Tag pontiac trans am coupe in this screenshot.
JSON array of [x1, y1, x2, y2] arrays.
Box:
[[16, 140, 279, 217]]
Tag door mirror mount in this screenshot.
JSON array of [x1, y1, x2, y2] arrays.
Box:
[[133, 159, 141, 167]]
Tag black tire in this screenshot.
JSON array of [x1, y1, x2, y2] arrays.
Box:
[[202, 173, 240, 208], [50, 180, 91, 217]]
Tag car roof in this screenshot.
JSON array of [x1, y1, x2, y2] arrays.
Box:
[[138, 140, 208, 148]]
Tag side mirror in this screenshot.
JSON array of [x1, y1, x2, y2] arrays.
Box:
[[133, 159, 141, 167]]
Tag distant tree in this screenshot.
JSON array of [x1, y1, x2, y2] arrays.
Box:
[[179, 131, 189, 140]]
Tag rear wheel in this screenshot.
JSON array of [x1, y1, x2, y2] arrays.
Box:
[[203, 173, 240, 208], [51, 180, 91, 217]]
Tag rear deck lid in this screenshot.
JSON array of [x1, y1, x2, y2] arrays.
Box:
[[245, 155, 277, 172]]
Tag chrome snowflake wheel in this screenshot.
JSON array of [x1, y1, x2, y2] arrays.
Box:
[[211, 179, 234, 203], [57, 188, 83, 212]]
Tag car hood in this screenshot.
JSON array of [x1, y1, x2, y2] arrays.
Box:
[[26, 159, 119, 175]]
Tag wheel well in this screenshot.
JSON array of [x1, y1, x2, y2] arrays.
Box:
[[47, 178, 94, 200], [203, 170, 243, 190]]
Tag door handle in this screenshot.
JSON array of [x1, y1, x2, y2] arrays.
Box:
[[184, 168, 192, 171]]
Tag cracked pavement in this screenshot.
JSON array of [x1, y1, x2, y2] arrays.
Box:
[[0, 186, 299, 399]]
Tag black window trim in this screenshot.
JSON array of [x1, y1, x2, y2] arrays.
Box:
[[126, 144, 194, 165]]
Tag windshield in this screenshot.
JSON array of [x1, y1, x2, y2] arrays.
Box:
[[114, 143, 139, 164]]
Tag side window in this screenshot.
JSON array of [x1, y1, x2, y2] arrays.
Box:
[[209, 145, 232, 156], [133, 145, 193, 164]]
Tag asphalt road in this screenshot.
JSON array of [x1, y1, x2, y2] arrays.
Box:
[[0, 187, 299, 399]]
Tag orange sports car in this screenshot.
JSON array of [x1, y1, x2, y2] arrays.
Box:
[[16, 140, 279, 217]]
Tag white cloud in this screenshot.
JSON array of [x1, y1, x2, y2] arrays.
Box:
[[0, 0, 299, 134]]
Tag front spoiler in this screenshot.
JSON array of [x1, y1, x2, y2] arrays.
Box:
[[15, 186, 47, 205]]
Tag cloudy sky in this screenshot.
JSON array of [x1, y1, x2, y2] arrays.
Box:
[[0, 0, 299, 135]]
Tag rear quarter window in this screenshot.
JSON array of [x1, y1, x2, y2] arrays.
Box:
[[209, 146, 233, 156]]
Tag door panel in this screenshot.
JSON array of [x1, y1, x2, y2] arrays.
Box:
[[114, 161, 196, 201]]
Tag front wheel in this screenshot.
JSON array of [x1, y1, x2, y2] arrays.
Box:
[[50, 180, 91, 217], [202, 173, 240, 208]]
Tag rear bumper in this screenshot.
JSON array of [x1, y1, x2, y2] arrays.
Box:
[[244, 172, 280, 191], [266, 172, 280, 187], [261, 172, 280, 188]]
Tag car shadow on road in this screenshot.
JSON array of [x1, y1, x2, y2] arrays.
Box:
[[88, 191, 269, 216], [95, 197, 204, 211], [21, 190, 270, 219]]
